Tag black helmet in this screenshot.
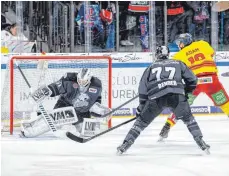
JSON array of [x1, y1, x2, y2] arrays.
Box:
[[175, 33, 193, 50], [156, 46, 170, 60]]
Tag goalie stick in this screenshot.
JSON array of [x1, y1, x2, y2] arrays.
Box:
[[14, 60, 57, 132], [66, 95, 139, 143], [66, 117, 136, 143]]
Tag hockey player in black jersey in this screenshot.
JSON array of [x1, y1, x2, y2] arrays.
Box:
[[117, 46, 210, 155], [21, 68, 111, 138]]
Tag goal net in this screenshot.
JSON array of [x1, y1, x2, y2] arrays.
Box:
[[1, 55, 112, 134]]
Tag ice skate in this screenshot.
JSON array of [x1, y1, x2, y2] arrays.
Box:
[[117, 140, 133, 155], [158, 123, 170, 142], [195, 137, 210, 155]]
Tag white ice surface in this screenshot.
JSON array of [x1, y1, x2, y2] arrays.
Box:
[[1, 116, 229, 176]]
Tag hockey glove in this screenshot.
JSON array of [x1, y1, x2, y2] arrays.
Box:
[[184, 85, 196, 94]]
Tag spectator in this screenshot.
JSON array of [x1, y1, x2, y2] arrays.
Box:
[[75, 2, 106, 49], [186, 2, 210, 41], [1, 23, 35, 53], [167, 1, 206, 43], [1, 23, 28, 41], [128, 1, 150, 51], [167, 1, 187, 43], [119, 1, 134, 46], [101, 1, 116, 51]]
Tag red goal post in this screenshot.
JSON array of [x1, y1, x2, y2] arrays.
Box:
[[3, 55, 112, 134]]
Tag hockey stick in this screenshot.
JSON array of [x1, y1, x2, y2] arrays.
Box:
[[101, 95, 139, 118], [66, 117, 136, 143], [67, 95, 139, 142], [15, 60, 57, 132]]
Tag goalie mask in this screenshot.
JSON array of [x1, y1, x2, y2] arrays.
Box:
[[77, 68, 92, 92], [156, 46, 170, 60]]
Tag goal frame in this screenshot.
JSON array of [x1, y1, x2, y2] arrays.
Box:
[[9, 55, 112, 134]]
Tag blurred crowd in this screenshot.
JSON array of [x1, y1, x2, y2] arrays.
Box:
[[1, 1, 229, 53]]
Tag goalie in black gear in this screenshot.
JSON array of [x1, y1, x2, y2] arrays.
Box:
[[117, 46, 210, 155], [21, 68, 111, 138]]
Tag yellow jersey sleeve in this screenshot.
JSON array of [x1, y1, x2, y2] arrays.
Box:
[[199, 40, 215, 56]]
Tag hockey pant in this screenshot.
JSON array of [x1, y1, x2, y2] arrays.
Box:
[[166, 74, 229, 127], [123, 94, 203, 144]]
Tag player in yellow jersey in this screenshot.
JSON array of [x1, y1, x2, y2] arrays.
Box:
[[159, 33, 229, 141]]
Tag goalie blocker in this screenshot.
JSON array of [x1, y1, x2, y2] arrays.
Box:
[[21, 69, 111, 138]]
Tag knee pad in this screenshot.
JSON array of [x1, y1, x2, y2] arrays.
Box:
[[184, 116, 196, 126], [175, 96, 193, 124], [124, 118, 148, 143], [182, 114, 195, 125], [185, 116, 203, 138]]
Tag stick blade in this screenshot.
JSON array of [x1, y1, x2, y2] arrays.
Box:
[[66, 132, 85, 143]]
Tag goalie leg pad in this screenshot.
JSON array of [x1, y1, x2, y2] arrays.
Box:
[[49, 106, 79, 127], [81, 118, 107, 137], [21, 115, 50, 138], [21, 106, 78, 138]]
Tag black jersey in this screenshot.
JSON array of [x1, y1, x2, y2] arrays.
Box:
[[138, 59, 197, 105], [48, 72, 102, 113]]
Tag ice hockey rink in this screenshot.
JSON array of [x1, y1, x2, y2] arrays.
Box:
[[1, 115, 229, 176]]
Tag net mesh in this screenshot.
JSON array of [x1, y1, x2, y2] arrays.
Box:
[[1, 56, 111, 134]]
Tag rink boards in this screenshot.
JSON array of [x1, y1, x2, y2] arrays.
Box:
[[1, 52, 229, 117]]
